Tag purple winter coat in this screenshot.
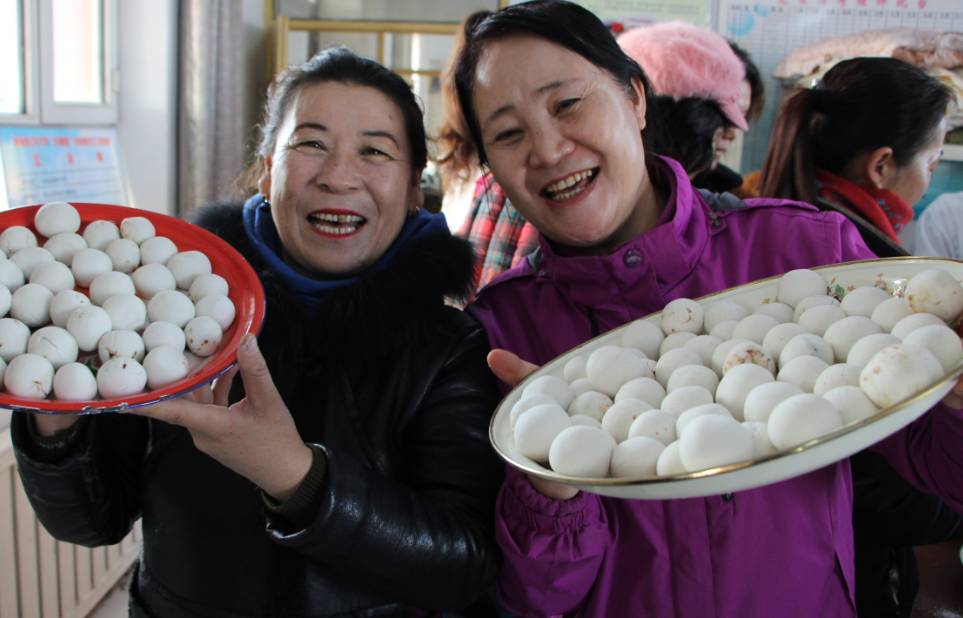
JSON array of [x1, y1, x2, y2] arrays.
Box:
[[468, 157, 963, 618]]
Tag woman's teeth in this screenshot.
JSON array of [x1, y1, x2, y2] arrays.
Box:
[[309, 213, 365, 235], [543, 169, 597, 200]]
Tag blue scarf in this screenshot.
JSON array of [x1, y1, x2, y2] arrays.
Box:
[[242, 194, 450, 313]]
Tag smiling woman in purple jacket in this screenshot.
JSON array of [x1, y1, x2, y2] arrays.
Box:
[[451, 2, 963, 617]]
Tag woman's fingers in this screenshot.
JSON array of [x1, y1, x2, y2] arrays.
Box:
[[212, 365, 239, 407], [487, 349, 539, 387], [235, 335, 283, 412]]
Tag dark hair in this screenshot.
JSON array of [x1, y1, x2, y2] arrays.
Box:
[[452, 0, 658, 166], [728, 41, 764, 122], [760, 57, 950, 203], [651, 96, 726, 178], [238, 47, 427, 193], [436, 11, 491, 187]]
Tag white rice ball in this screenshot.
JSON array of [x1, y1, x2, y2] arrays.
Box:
[[711, 338, 753, 376], [601, 398, 655, 443], [722, 341, 775, 375], [621, 320, 664, 359], [29, 261, 75, 294], [102, 295, 147, 332], [3, 353, 53, 398], [753, 302, 793, 324], [812, 363, 861, 396], [905, 269, 963, 322], [167, 251, 212, 290], [823, 385, 879, 425], [715, 363, 774, 420], [761, 322, 809, 360], [840, 286, 890, 318], [0, 261, 25, 291], [610, 436, 665, 478], [586, 345, 653, 396], [676, 402, 733, 437], [682, 335, 723, 367], [709, 320, 738, 340], [53, 362, 98, 401], [614, 377, 666, 407], [0, 226, 37, 254], [797, 304, 848, 337], [666, 364, 719, 394], [27, 326, 78, 369], [96, 356, 148, 398], [679, 414, 752, 472], [11, 283, 53, 327], [82, 220, 119, 251], [105, 238, 141, 273], [891, 312, 945, 340], [194, 294, 235, 331], [779, 333, 834, 367], [902, 324, 962, 373], [567, 390, 613, 422], [660, 385, 714, 417], [89, 271, 136, 306], [659, 331, 697, 356], [731, 314, 780, 344], [49, 290, 91, 328], [184, 312, 224, 357], [120, 217, 156, 244], [43, 232, 87, 264], [34, 202, 81, 237], [846, 333, 901, 370], [66, 305, 112, 352], [654, 348, 703, 386], [514, 403, 570, 462], [549, 425, 615, 478], [132, 263, 177, 299], [777, 355, 830, 393], [859, 343, 944, 409], [743, 420, 777, 458], [139, 236, 178, 265], [777, 269, 827, 307], [871, 297, 912, 332], [822, 316, 882, 362], [627, 409, 677, 445], [509, 393, 555, 431], [71, 248, 113, 288], [11, 247, 55, 279], [743, 381, 803, 423], [768, 393, 843, 450], [656, 441, 686, 477], [704, 300, 749, 334], [143, 345, 191, 390], [146, 290, 195, 328], [97, 330, 146, 363], [522, 374, 575, 409], [660, 298, 704, 335]]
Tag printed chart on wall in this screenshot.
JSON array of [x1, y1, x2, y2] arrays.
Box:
[[719, 0, 963, 170], [507, 0, 714, 27], [0, 127, 128, 210]]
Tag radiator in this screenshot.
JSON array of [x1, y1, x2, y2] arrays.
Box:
[[0, 429, 140, 618]]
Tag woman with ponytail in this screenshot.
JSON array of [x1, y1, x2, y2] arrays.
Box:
[[761, 56, 962, 618], [760, 57, 950, 256]]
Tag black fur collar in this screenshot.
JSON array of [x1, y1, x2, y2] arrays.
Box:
[[193, 203, 475, 362]]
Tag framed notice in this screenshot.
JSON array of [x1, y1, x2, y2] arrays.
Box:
[[0, 126, 129, 210]]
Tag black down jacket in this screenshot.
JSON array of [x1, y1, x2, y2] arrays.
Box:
[[12, 203, 504, 617]]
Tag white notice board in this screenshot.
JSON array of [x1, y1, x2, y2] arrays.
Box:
[[718, 0, 963, 170], [0, 126, 129, 210]]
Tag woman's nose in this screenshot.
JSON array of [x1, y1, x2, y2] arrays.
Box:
[[315, 150, 360, 192], [527, 126, 574, 169]]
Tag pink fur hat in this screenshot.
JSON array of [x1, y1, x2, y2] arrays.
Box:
[[618, 21, 748, 131]]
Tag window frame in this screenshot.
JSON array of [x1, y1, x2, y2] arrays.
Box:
[[0, 0, 118, 126], [38, 0, 118, 125]]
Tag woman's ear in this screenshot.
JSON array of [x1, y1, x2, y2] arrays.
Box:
[[257, 156, 273, 198], [408, 174, 425, 214], [629, 76, 647, 132], [863, 146, 896, 190]]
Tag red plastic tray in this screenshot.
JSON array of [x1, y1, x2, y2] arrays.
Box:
[[0, 203, 266, 413]]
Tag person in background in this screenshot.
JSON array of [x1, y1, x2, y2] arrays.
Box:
[[694, 40, 766, 194], [11, 48, 502, 617], [616, 21, 748, 181], [760, 57, 948, 256], [914, 191, 963, 258], [438, 11, 539, 295], [759, 56, 961, 618], [451, 2, 963, 616]]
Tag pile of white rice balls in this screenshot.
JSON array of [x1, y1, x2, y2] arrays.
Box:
[[510, 267, 963, 479], [0, 201, 236, 403]]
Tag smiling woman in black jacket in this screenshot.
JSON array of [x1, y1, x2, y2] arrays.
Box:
[[12, 48, 503, 617]]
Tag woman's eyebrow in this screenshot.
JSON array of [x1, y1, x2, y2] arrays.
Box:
[[362, 130, 400, 148], [482, 79, 572, 132]]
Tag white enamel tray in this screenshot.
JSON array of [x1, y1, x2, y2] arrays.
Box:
[[489, 257, 963, 500]]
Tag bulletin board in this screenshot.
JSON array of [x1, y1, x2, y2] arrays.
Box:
[[0, 126, 128, 211], [718, 0, 963, 171]]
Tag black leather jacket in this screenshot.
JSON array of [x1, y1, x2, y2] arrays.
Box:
[[12, 203, 503, 617]]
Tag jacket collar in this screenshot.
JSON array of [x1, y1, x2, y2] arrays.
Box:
[[532, 156, 709, 307]]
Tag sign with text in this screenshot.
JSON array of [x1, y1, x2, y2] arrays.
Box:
[[0, 126, 128, 210]]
